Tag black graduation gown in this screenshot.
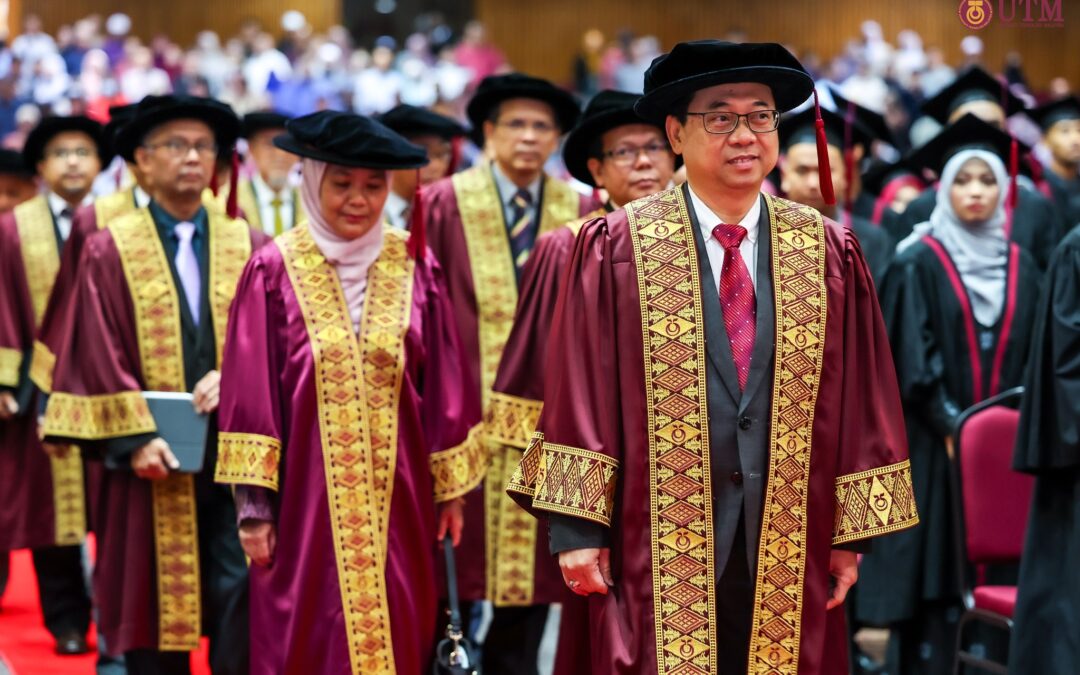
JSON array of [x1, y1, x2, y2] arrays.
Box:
[[1008, 224, 1080, 674], [883, 185, 1064, 270], [856, 236, 1041, 628], [1044, 170, 1080, 232], [850, 190, 877, 221], [849, 212, 894, 286]]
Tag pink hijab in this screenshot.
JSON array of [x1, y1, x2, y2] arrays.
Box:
[[299, 158, 384, 331]]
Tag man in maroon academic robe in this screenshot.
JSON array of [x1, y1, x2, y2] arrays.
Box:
[[508, 41, 918, 675], [0, 115, 105, 655], [422, 72, 597, 672], [41, 95, 266, 673], [487, 89, 677, 672]]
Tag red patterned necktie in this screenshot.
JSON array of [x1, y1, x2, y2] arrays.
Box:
[[712, 223, 756, 390]]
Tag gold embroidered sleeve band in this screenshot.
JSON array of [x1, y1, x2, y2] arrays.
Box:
[[215, 432, 282, 490], [484, 391, 543, 449], [30, 340, 55, 393], [526, 437, 619, 527], [832, 459, 919, 545], [43, 391, 156, 439], [430, 425, 488, 502], [0, 346, 21, 388]]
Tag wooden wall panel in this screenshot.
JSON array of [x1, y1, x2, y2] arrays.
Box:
[[475, 0, 1078, 92], [24, 0, 341, 47]]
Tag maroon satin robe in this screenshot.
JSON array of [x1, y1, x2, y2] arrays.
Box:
[[422, 171, 598, 601], [216, 238, 480, 675], [510, 200, 913, 675]]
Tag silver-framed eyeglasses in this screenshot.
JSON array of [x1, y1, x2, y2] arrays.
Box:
[[686, 110, 780, 134]]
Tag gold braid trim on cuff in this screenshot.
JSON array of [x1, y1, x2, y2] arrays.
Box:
[[43, 390, 156, 440], [430, 424, 488, 502], [510, 433, 618, 527], [215, 432, 282, 490], [29, 340, 55, 393], [0, 347, 21, 388], [484, 391, 542, 449], [832, 459, 920, 545]]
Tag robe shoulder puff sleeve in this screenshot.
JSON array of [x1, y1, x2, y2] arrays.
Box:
[[0, 213, 31, 393], [1014, 228, 1080, 473], [506, 215, 622, 538], [214, 248, 285, 494], [830, 225, 919, 545], [419, 254, 486, 502], [41, 229, 159, 460]]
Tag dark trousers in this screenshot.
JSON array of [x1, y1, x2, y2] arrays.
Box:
[[483, 604, 551, 675], [31, 543, 92, 638], [716, 517, 754, 675], [125, 483, 248, 675]]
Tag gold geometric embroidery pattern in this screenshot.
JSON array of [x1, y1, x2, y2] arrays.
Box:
[[452, 164, 579, 606], [484, 391, 543, 449], [430, 425, 487, 502], [279, 225, 414, 675], [746, 195, 829, 675], [14, 195, 60, 325], [215, 432, 282, 491], [0, 347, 19, 387], [207, 212, 252, 365], [833, 459, 919, 545], [49, 452, 86, 545], [111, 208, 203, 652], [30, 340, 55, 393], [42, 391, 156, 439], [505, 431, 544, 499], [529, 436, 619, 527], [94, 187, 137, 228], [625, 187, 715, 675]]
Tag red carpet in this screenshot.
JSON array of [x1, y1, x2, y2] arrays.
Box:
[[0, 547, 211, 674]]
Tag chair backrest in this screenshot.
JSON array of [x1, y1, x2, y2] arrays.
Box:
[[955, 400, 1034, 564]]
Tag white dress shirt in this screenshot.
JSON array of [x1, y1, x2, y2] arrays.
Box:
[[686, 183, 761, 295], [46, 191, 93, 242], [252, 174, 294, 236]]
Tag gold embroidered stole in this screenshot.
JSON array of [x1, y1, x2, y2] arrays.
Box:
[[625, 189, 828, 675], [13, 195, 86, 546], [278, 225, 414, 674], [236, 180, 261, 229], [31, 187, 139, 393], [111, 208, 251, 650], [452, 164, 579, 605]]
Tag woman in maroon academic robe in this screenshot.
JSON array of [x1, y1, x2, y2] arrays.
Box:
[[215, 111, 485, 675]]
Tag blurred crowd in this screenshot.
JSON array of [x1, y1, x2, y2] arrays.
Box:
[[0, 13, 1074, 168]]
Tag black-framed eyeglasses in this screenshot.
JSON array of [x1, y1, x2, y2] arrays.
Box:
[[144, 139, 218, 158], [686, 110, 780, 135], [602, 142, 672, 167]]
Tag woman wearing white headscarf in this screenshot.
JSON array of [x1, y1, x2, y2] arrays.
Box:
[[858, 147, 1043, 674], [214, 110, 485, 675]]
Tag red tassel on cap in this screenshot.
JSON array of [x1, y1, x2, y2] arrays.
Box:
[[209, 167, 220, 197], [226, 148, 240, 219], [813, 90, 836, 206], [447, 136, 462, 177], [1005, 137, 1019, 239], [407, 169, 426, 261]]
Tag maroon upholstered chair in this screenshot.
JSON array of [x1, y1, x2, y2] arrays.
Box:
[[949, 387, 1033, 675]]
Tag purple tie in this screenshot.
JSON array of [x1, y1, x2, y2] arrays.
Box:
[[174, 222, 200, 325]]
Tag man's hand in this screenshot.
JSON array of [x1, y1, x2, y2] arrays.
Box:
[[826, 549, 859, 610], [436, 497, 465, 546], [558, 547, 613, 596], [131, 438, 179, 480], [0, 391, 18, 420], [239, 519, 276, 567], [192, 370, 221, 414]]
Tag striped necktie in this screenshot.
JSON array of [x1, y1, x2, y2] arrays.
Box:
[[508, 188, 536, 277]]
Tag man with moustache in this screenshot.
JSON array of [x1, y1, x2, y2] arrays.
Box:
[[41, 95, 267, 674], [422, 72, 597, 674], [232, 111, 305, 236]]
